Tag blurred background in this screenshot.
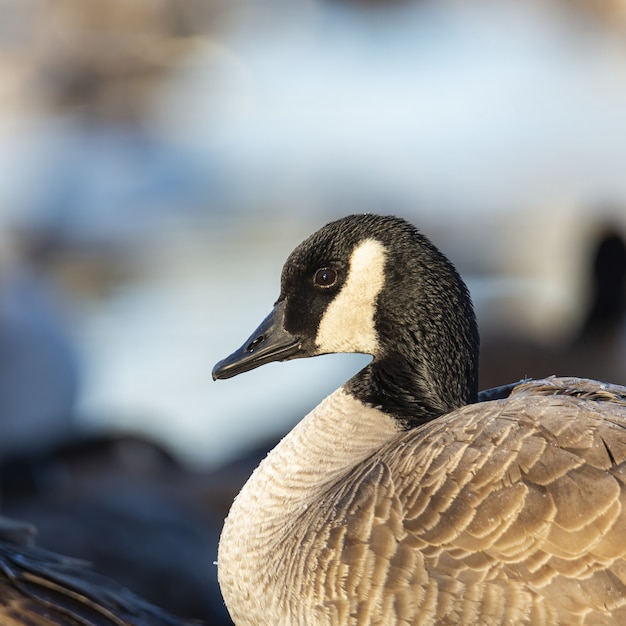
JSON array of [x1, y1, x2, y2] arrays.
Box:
[[0, 0, 625, 623]]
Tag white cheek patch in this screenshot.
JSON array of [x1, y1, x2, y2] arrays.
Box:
[[316, 238, 386, 355]]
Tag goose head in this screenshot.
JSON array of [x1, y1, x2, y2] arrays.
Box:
[[213, 214, 479, 426]]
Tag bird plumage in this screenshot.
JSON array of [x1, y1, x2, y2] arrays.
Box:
[[214, 214, 626, 625]]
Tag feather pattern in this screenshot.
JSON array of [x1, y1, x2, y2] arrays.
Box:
[[221, 378, 626, 625], [214, 214, 626, 625]]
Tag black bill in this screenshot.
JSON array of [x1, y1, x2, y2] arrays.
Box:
[[212, 300, 302, 380]]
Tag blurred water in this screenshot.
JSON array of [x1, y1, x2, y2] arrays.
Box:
[[0, 0, 625, 467], [157, 1, 626, 214]]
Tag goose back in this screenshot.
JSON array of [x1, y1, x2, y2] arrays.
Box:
[[221, 377, 626, 625]]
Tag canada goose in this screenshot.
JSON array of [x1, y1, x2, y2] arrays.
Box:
[[213, 213, 626, 626], [0, 515, 195, 625], [578, 228, 626, 342], [479, 226, 626, 389]]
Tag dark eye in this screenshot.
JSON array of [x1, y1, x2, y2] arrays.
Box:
[[313, 268, 338, 289]]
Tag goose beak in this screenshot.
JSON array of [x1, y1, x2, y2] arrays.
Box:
[[212, 300, 302, 380]]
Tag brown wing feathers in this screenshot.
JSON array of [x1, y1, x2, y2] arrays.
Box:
[[293, 378, 626, 624]]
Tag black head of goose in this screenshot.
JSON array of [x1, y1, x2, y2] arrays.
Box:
[[213, 213, 626, 626]]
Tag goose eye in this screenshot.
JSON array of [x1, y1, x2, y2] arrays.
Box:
[[313, 268, 338, 289]]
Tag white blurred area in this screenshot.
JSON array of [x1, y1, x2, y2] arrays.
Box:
[[0, 0, 625, 467]]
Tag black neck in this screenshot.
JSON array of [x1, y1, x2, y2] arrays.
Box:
[[347, 350, 478, 430]]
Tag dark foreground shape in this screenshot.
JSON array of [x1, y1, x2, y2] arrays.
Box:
[[0, 515, 199, 626]]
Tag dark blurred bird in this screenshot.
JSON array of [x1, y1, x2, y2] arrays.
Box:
[[0, 515, 198, 626], [0, 435, 230, 625], [480, 227, 626, 389], [578, 228, 626, 341]]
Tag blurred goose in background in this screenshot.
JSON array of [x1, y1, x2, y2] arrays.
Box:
[[214, 214, 626, 625], [0, 515, 197, 625], [578, 228, 626, 343], [480, 226, 626, 389]]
